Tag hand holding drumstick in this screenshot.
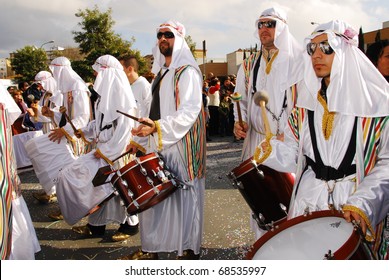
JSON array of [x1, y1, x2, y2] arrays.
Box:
[[231, 92, 248, 139]]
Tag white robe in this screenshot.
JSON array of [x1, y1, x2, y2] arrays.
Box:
[[234, 53, 296, 239], [56, 104, 135, 226], [139, 67, 205, 255], [263, 105, 389, 236]]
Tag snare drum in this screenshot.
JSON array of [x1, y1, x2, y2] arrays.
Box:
[[246, 210, 370, 260], [25, 133, 77, 193], [111, 152, 179, 216], [227, 158, 294, 230]]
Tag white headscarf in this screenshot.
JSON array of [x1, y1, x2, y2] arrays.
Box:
[[297, 20, 389, 117], [0, 83, 21, 125], [92, 55, 137, 124], [255, 7, 304, 90], [49, 57, 89, 96], [151, 20, 201, 75], [34, 70, 62, 105]]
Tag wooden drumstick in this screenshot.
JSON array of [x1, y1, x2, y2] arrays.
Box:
[[253, 90, 272, 138], [59, 107, 91, 144], [230, 92, 245, 130], [116, 110, 154, 127]]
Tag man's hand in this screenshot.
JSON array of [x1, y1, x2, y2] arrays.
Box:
[[131, 117, 156, 137], [343, 210, 367, 235], [126, 143, 138, 154], [48, 128, 65, 144], [233, 121, 248, 139]]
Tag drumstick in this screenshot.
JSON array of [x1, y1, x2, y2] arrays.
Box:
[[116, 110, 154, 127], [253, 91, 272, 138], [59, 107, 91, 144], [230, 92, 245, 130]]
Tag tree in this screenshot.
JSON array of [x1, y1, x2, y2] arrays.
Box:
[[185, 35, 196, 57], [11, 46, 49, 83], [72, 5, 146, 81]]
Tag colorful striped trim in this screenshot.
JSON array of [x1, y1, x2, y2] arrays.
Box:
[[0, 104, 13, 259], [242, 52, 261, 94], [174, 65, 206, 180]]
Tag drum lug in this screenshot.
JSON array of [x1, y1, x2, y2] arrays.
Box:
[[324, 250, 335, 260], [140, 166, 147, 176], [146, 177, 160, 194]]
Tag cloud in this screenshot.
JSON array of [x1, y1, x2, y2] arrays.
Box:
[[0, 0, 388, 59]]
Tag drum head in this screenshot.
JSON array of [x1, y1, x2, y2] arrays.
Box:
[[247, 210, 360, 260]]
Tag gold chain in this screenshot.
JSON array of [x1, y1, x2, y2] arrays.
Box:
[[317, 92, 335, 140]]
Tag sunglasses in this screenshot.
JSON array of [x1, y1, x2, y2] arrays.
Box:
[[306, 41, 334, 56], [258, 20, 276, 29], [157, 31, 175, 39]]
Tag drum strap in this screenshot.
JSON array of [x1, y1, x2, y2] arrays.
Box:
[[149, 69, 170, 121], [306, 110, 357, 181], [251, 52, 262, 95]]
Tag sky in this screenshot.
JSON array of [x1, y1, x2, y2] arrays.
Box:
[[0, 0, 388, 60]]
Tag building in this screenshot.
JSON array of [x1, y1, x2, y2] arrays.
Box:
[[363, 21, 389, 50]]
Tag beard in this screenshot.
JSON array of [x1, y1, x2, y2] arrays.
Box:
[[159, 42, 173, 57]]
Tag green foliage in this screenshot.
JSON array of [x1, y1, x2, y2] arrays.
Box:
[[185, 35, 196, 56], [72, 5, 147, 81], [11, 46, 49, 83]]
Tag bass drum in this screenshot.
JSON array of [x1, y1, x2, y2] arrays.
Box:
[[246, 210, 371, 260], [227, 158, 294, 230]]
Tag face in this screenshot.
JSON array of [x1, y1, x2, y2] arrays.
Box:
[[257, 19, 276, 50], [377, 46, 389, 77], [158, 28, 175, 57], [309, 34, 335, 83]]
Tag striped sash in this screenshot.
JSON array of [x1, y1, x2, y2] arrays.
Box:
[[174, 65, 206, 180], [0, 103, 14, 259]]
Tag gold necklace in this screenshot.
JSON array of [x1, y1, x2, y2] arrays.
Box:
[[265, 50, 279, 74], [317, 92, 335, 140]]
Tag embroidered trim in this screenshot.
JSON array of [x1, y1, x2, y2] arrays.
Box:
[[130, 140, 146, 154], [317, 92, 335, 140], [342, 204, 375, 242], [154, 120, 162, 151], [265, 50, 279, 74], [95, 148, 113, 166]]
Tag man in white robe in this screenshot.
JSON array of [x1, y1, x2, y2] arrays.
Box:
[[121, 20, 206, 260], [57, 55, 137, 236], [28, 57, 91, 210], [259, 20, 389, 259], [232, 7, 304, 239]]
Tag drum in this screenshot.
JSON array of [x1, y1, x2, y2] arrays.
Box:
[[111, 152, 180, 216], [246, 210, 371, 260], [227, 158, 294, 230], [25, 133, 77, 193]]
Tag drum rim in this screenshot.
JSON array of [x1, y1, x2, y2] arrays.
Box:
[[245, 209, 361, 260]]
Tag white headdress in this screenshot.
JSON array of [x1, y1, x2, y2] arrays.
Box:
[[49, 57, 89, 96], [297, 20, 389, 117], [35, 70, 62, 105], [92, 55, 137, 124], [151, 20, 201, 75], [255, 7, 304, 91]]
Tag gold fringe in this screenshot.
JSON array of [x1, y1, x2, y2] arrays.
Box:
[[154, 120, 162, 151], [129, 140, 146, 154], [317, 92, 335, 140], [95, 148, 113, 166], [253, 134, 273, 164], [342, 204, 375, 242]]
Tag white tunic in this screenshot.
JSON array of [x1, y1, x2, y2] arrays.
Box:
[[139, 67, 205, 255]]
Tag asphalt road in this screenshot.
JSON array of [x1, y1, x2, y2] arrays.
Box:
[[19, 135, 257, 260]]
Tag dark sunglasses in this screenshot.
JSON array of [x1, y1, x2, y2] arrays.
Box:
[[306, 41, 334, 56], [157, 31, 175, 39], [258, 20, 276, 29]]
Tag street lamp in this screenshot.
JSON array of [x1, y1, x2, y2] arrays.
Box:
[[40, 40, 55, 49]]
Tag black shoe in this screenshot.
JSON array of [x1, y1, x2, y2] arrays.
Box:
[[118, 223, 139, 235], [72, 224, 106, 237]]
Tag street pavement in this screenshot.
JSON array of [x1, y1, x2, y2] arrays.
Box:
[[19, 135, 257, 260]]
